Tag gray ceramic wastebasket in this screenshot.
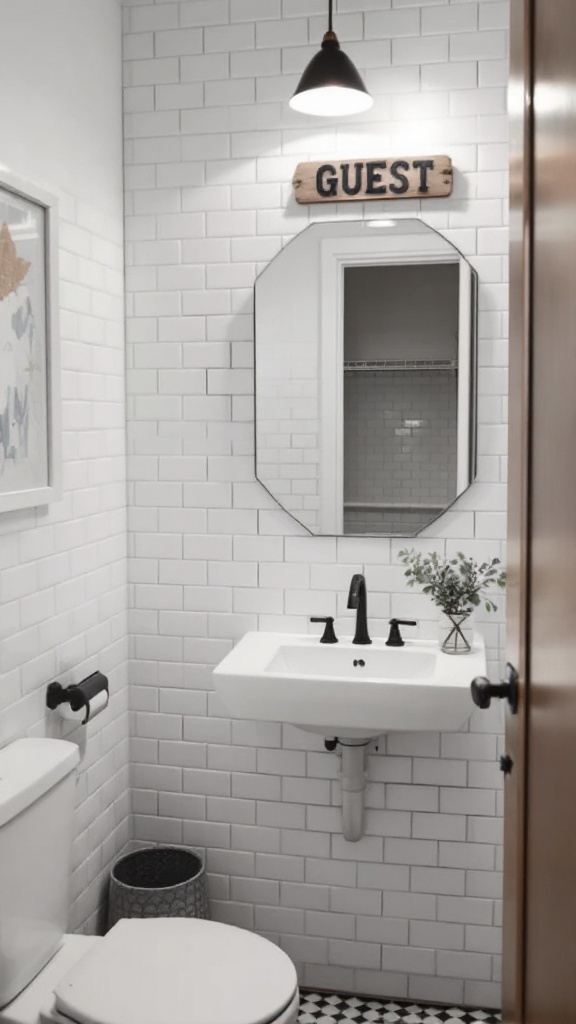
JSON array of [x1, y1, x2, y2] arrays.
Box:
[[108, 846, 209, 929]]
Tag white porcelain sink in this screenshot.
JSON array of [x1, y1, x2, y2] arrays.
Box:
[[213, 632, 486, 738]]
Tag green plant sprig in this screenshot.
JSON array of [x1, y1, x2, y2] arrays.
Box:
[[398, 549, 506, 616]]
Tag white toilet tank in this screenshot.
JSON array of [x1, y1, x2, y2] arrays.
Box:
[[0, 739, 80, 1009]]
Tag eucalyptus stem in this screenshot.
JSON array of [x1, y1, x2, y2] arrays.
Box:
[[398, 549, 506, 617]]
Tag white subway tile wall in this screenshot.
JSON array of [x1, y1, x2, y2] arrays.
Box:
[[0, 0, 129, 934], [343, 369, 458, 534], [124, 0, 508, 1009], [0, 190, 129, 933]]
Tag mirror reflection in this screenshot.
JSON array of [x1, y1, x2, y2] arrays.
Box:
[[255, 220, 477, 537]]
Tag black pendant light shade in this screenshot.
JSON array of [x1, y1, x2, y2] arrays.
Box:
[[290, 3, 373, 117]]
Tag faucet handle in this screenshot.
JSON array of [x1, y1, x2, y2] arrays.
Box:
[[310, 617, 338, 644], [386, 618, 417, 648]]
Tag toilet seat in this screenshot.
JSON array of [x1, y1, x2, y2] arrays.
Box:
[[54, 918, 298, 1024]]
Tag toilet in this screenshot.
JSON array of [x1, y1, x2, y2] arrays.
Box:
[[0, 739, 299, 1024]]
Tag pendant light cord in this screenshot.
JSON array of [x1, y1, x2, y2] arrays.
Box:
[[328, 0, 333, 33]]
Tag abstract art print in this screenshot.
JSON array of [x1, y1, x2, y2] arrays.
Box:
[[0, 172, 60, 513]]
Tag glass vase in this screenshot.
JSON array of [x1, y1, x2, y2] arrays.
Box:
[[439, 611, 473, 655]]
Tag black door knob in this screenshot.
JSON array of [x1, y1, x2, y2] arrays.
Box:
[[470, 663, 519, 714]]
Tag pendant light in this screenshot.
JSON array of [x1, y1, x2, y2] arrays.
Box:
[[289, 0, 373, 117]]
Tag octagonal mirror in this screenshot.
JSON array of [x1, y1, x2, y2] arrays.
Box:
[[255, 219, 477, 537]]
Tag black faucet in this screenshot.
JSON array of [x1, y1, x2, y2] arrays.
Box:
[[386, 618, 417, 647], [347, 574, 372, 645], [310, 616, 338, 644]]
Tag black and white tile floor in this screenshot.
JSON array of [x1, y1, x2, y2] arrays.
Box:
[[298, 992, 501, 1024]]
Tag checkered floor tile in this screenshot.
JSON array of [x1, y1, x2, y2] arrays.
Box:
[[298, 991, 501, 1024]]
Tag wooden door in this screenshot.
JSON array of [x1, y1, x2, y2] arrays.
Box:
[[505, 0, 576, 1020], [503, 1, 532, 1017]]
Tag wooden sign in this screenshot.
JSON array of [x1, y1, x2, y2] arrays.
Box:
[[292, 155, 452, 204]]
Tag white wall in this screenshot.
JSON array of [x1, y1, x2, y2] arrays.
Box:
[[344, 263, 459, 361], [0, 0, 129, 933], [0, 0, 124, 220], [124, 0, 508, 1008]]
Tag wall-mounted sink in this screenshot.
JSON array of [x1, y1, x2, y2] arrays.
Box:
[[213, 632, 486, 739]]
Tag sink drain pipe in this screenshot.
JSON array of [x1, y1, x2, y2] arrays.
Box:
[[338, 738, 370, 842]]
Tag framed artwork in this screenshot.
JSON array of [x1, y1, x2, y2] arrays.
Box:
[[0, 170, 60, 513]]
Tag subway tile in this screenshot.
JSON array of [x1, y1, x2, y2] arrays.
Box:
[[409, 975, 465, 1006], [183, 819, 228, 851], [231, 876, 279, 905], [283, 777, 331, 805], [304, 964, 355, 993], [134, 814, 182, 844], [207, 849, 255, 877], [205, 24, 256, 53], [258, 800, 305, 830], [410, 919, 464, 951], [466, 870, 503, 900], [256, 853, 305, 882], [392, 34, 448, 65], [440, 841, 496, 871], [135, 711, 181, 741], [156, 29, 203, 58], [424, 6, 479, 35], [180, 0, 229, 26], [412, 866, 466, 896], [332, 835, 384, 863], [413, 813, 467, 842], [231, 0, 281, 21], [330, 886, 382, 917], [158, 792, 206, 821], [385, 838, 438, 867], [305, 910, 355, 940], [233, 773, 282, 801], [440, 787, 497, 817], [129, 5, 178, 32], [365, 9, 420, 38], [379, 944, 436, 975], [450, 30, 507, 62], [465, 979, 502, 1009], [158, 740, 206, 769], [357, 862, 410, 891], [383, 890, 437, 922], [110, 0, 507, 988], [277, 825, 333, 858], [124, 32, 154, 60], [328, 939, 381, 970], [437, 949, 492, 981], [360, 807, 411, 838], [386, 784, 439, 812], [129, 58, 179, 87], [208, 744, 257, 773], [182, 712, 229, 745], [211, 900, 254, 929], [183, 768, 231, 797], [280, 933, 328, 966], [305, 856, 355, 885], [232, 824, 281, 853], [358, 915, 409, 946], [258, 748, 306, 776], [465, 924, 501, 954], [281, 881, 329, 911], [413, 757, 468, 787]]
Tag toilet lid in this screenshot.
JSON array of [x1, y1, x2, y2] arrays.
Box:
[[53, 918, 298, 1024]]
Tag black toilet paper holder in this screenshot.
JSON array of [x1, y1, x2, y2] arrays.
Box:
[[46, 671, 109, 724]]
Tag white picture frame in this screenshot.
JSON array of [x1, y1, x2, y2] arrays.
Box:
[[0, 169, 61, 513]]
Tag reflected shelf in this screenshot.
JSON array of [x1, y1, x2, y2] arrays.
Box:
[[343, 501, 445, 510], [344, 358, 458, 373]]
